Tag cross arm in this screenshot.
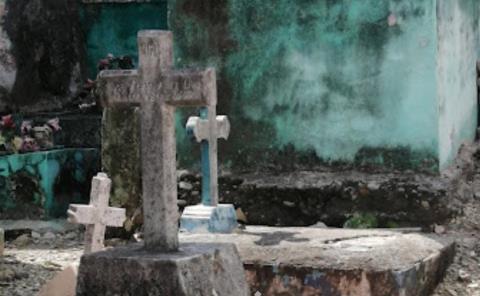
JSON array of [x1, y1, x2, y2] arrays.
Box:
[[67, 204, 96, 225], [186, 115, 230, 142], [103, 207, 126, 227], [67, 204, 126, 227], [97, 70, 141, 107], [163, 68, 217, 107]]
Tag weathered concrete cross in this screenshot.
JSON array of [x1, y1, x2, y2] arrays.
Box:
[[180, 106, 237, 233], [97, 30, 217, 251], [68, 173, 126, 254], [186, 106, 230, 206]]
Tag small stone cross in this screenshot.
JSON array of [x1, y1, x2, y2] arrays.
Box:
[[186, 106, 230, 206], [67, 173, 126, 254], [97, 30, 217, 252]]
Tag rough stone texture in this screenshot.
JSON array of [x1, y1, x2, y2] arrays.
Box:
[[76, 243, 250, 296], [181, 227, 455, 296], [2, 0, 86, 112], [169, 0, 480, 172], [67, 173, 126, 253], [46, 112, 101, 149], [98, 30, 218, 251], [177, 170, 453, 228], [101, 106, 142, 227]]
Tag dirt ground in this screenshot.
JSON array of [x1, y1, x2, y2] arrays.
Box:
[[2, 144, 480, 295], [432, 144, 480, 296], [432, 192, 480, 296]]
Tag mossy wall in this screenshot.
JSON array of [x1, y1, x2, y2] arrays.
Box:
[[81, 0, 479, 172], [170, 0, 440, 172]]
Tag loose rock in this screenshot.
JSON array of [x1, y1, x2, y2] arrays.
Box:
[[12, 234, 31, 248]]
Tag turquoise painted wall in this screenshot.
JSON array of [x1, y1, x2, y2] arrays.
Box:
[[0, 149, 99, 218], [170, 0, 440, 171], [81, 0, 479, 172], [80, 1, 168, 78], [437, 1, 479, 169]]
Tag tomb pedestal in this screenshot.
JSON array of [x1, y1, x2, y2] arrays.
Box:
[[76, 242, 249, 296], [181, 204, 238, 233]]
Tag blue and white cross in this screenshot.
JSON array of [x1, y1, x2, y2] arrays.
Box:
[[186, 106, 230, 206]]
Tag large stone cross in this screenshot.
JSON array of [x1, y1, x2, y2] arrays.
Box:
[[97, 30, 217, 251], [186, 106, 230, 206], [68, 173, 126, 254]]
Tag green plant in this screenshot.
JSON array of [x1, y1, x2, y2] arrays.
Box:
[[343, 212, 379, 229]]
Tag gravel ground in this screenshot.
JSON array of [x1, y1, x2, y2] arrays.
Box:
[[1, 144, 480, 295], [433, 144, 480, 296], [0, 231, 83, 296], [432, 196, 480, 296], [0, 221, 479, 296]]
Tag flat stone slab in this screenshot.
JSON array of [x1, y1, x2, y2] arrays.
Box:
[[180, 227, 455, 296], [76, 242, 249, 296]]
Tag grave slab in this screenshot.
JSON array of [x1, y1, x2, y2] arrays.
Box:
[[180, 226, 455, 296], [76, 242, 250, 296]]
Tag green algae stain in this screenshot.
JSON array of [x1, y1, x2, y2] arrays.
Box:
[[171, 0, 439, 170]]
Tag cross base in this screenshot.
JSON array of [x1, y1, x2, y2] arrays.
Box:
[[180, 204, 238, 233], [76, 243, 249, 296]]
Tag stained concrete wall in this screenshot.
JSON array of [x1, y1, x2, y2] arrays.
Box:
[[437, 1, 480, 169], [170, 0, 440, 171], [81, 0, 479, 172]]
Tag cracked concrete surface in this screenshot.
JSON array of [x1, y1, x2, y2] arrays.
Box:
[[181, 226, 455, 295]]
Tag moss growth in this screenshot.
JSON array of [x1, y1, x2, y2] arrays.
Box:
[[101, 107, 142, 226], [343, 212, 379, 229]]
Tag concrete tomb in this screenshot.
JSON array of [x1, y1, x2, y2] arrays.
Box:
[[180, 106, 238, 233], [67, 172, 126, 254], [76, 30, 249, 296]]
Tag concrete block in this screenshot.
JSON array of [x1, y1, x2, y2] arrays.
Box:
[[181, 204, 238, 233], [181, 226, 456, 295], [76, 242, 249, 296]]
